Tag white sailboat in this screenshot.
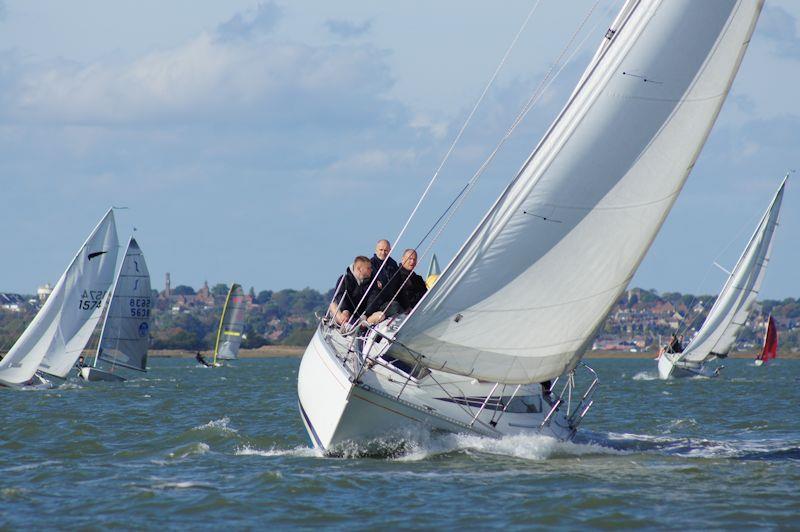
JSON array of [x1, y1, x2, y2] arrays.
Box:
[[80, 237, 152, 382], [0, 210, 118, 388], [658, 177, 786, 379], [298, 0, 765, 453]]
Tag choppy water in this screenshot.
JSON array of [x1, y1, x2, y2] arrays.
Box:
[[2, 357, 798, 529]]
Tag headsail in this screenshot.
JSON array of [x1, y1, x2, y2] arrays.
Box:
[[426, 254, 441, 289], [97, 237, 152, 372], [213, 284, 246, 362], [389, 1, 765, 384], [0, 210, 118, 385], [756, 315, 778, 364], [679, 178, 785, 364]]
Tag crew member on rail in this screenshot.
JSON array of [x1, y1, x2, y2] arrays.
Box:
[[370, 239, 398, 290], [329, 256, 386, 326]]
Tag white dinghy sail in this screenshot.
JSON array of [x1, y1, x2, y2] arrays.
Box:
[[388, 0, 766, 385], [0, 210, 118, 386], [660, 177, 786, 378], [82, 237, 152, 381], [212, 283, 246, 365]]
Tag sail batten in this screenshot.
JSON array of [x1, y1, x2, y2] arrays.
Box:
[[389, 0, 765, 384]]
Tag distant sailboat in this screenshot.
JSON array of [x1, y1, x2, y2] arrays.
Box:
[[754, 315, 778, 366], [0, 210, 118, 388], [211, 283, 246, 366], [425, 254, 441, 289], [658, 177, 786, 379], [298, 1, 765, 452], [80, 237, 152, 382]]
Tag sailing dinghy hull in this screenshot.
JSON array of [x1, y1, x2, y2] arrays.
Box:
[[298, 327, 576, 455], [79, 367, 126, 382]]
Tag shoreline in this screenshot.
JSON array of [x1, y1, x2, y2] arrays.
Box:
[[149, 348, 799, 360]]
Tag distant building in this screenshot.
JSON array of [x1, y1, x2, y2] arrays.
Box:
[[0, 293, 26, 312], [37, 283, 53, 303]]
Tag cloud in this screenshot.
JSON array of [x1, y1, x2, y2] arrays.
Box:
[[216, 2, 283, 42], [758, 5, 800, 59], [325, 18, 372, 39]]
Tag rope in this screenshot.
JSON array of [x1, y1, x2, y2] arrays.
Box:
[[351, 0, 546, 319]]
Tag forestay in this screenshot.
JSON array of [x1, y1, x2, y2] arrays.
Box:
[[97, 237, 152, 372], [0, 210, 118, 385], [679, 178, 785, 364], [390, 0, 765, 384], [214, 284, 246, 362]]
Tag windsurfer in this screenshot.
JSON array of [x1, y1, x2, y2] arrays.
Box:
[[195, 352, 213, 367]]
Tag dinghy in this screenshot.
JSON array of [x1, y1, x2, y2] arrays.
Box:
[[298, 1, 765, 453], [210, 283, 246, 366], [754, 315, 778, 367], [80, 237, 152, 382], [0, 210, 118, 388], [658, 177, 786, 379]]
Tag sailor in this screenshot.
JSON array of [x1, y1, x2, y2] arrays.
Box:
[[370, 239, 399, 289], [329, 256, 385, 326], [195, 351, 213, 367], [665, 334, 684, 354], [381, 249, 427, 314], [77, 355, 86, 368]]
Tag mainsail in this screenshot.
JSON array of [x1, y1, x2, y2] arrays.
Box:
[[390, 1, 765, 384], [0, 210, 118, 385], [756, 315, 778, 364], [96, 237, 152, 372], [213, 284, 246, 362], [679, 178, 785, 364]]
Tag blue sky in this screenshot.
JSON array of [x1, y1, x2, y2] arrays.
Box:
[[0, 1, 797, 300]]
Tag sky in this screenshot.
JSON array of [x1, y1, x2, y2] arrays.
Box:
[[0, 0, 797, 300]]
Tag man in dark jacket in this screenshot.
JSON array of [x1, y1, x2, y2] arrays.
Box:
[[329, 256, 385, 325], [370, 239, 399, 290], [382, 249, 427, 314]]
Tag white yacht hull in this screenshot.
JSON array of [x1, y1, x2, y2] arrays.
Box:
[[658, 353, 721, 380], [79, 367, 126, 382], [298, 327, 578, 455]]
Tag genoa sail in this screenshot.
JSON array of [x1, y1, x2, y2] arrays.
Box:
[[0, 210, 118, 385], [679, 178, 785, 364], [97, 237, 152, 372], [756, 315, 778, 364], [213, 284, 246, 362], [389, 0, 765, 384]]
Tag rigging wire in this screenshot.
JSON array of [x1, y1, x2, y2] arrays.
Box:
[[350, 0, 546, 319]]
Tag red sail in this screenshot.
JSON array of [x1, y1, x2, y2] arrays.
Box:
[[757, 315, 778, 363]]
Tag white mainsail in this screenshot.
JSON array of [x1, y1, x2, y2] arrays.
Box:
[[96, 237, 152, 372], [0, 210, 118, 385], [389, 1, 765, 384], [678, 178, 785, 364]]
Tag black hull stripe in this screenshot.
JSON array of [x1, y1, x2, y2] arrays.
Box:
[[298, 400, 325, 451]]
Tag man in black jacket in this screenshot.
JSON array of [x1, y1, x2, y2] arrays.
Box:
[[370, 239, 398, 290], [383, 249, 427, 314], [329, 256, 385, 326]]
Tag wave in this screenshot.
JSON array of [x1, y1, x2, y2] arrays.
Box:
[[193, 417, 238, 434], [632, 371, 658, 381], [166, 442, 210, 459], [234, 444, 318, 458]]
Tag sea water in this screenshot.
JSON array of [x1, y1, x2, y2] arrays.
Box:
[[1, 358, 797, 528]]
